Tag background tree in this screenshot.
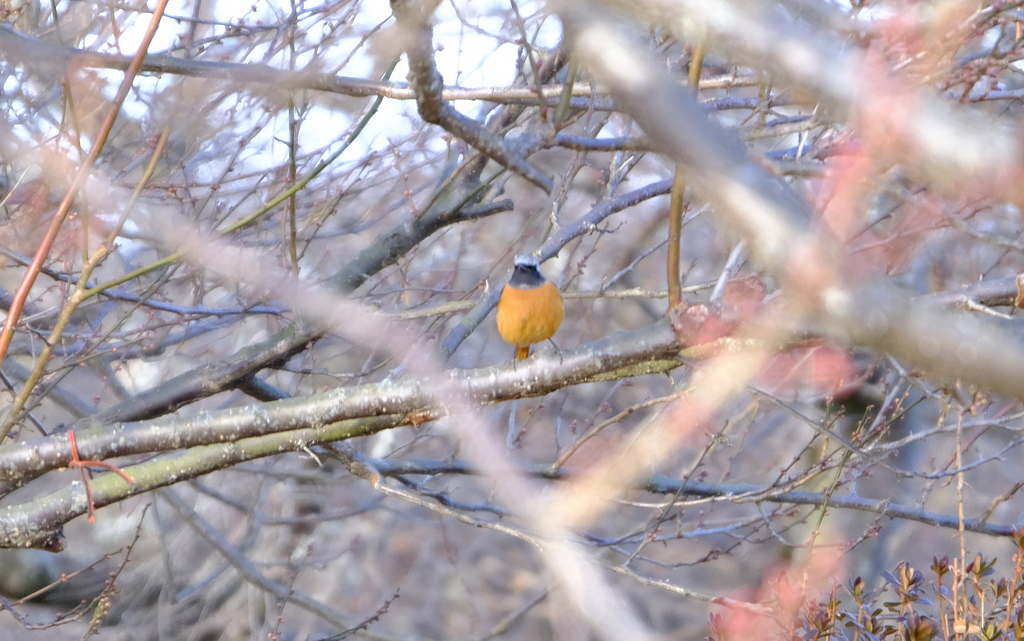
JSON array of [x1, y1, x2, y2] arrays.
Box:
[[1, 0, 1024, 639]]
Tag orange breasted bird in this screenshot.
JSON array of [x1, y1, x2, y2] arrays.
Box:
[[496, 255, 564, 360]]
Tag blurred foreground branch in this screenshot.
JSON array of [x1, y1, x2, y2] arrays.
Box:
[[566, 7, 1024, 403]]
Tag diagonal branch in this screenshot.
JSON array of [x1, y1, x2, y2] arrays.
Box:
[[390, 0, 553, 193], [601, 0, 1024, 214], [67, 179, 510, 429], [1, 321, 681, 490], [564, 9, 1024, 403], [0, 0, 171, 438], [0, 321, 681, 549], [159, 489, 379, 635]]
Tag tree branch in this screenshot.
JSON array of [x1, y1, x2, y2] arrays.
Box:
[[0, 321, 682, 549], [360, 458, 1018, 538], [566, 10, 1024, 403], [389, 0, 553, 193], [0, 25, 757, 108]]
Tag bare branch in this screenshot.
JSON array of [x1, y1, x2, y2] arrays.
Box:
[[0, 321, 680, 492], [390, 0, 553, 193], [566, 10, 1024, 403]]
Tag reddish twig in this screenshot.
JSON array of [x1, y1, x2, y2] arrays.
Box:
[[67, 430, 134, 523]]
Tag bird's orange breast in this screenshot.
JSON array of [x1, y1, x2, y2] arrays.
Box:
[[496, 281, 564, 350]]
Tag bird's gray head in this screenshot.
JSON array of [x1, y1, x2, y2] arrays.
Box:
[[510, 255, 544, 289], [513, 254, 540, 269]]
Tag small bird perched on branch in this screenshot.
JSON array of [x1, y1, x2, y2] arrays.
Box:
[[496, 255, 564, 360]]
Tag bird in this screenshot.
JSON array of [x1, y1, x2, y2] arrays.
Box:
[[496, 255, 564, 360]]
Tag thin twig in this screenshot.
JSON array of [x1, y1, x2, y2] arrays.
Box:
[[0, 0, 172, 431]]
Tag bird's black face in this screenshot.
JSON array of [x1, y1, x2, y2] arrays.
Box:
[[509, 262, 545, 289]]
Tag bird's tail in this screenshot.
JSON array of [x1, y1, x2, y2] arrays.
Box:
[[516, 345, 530, 360]]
